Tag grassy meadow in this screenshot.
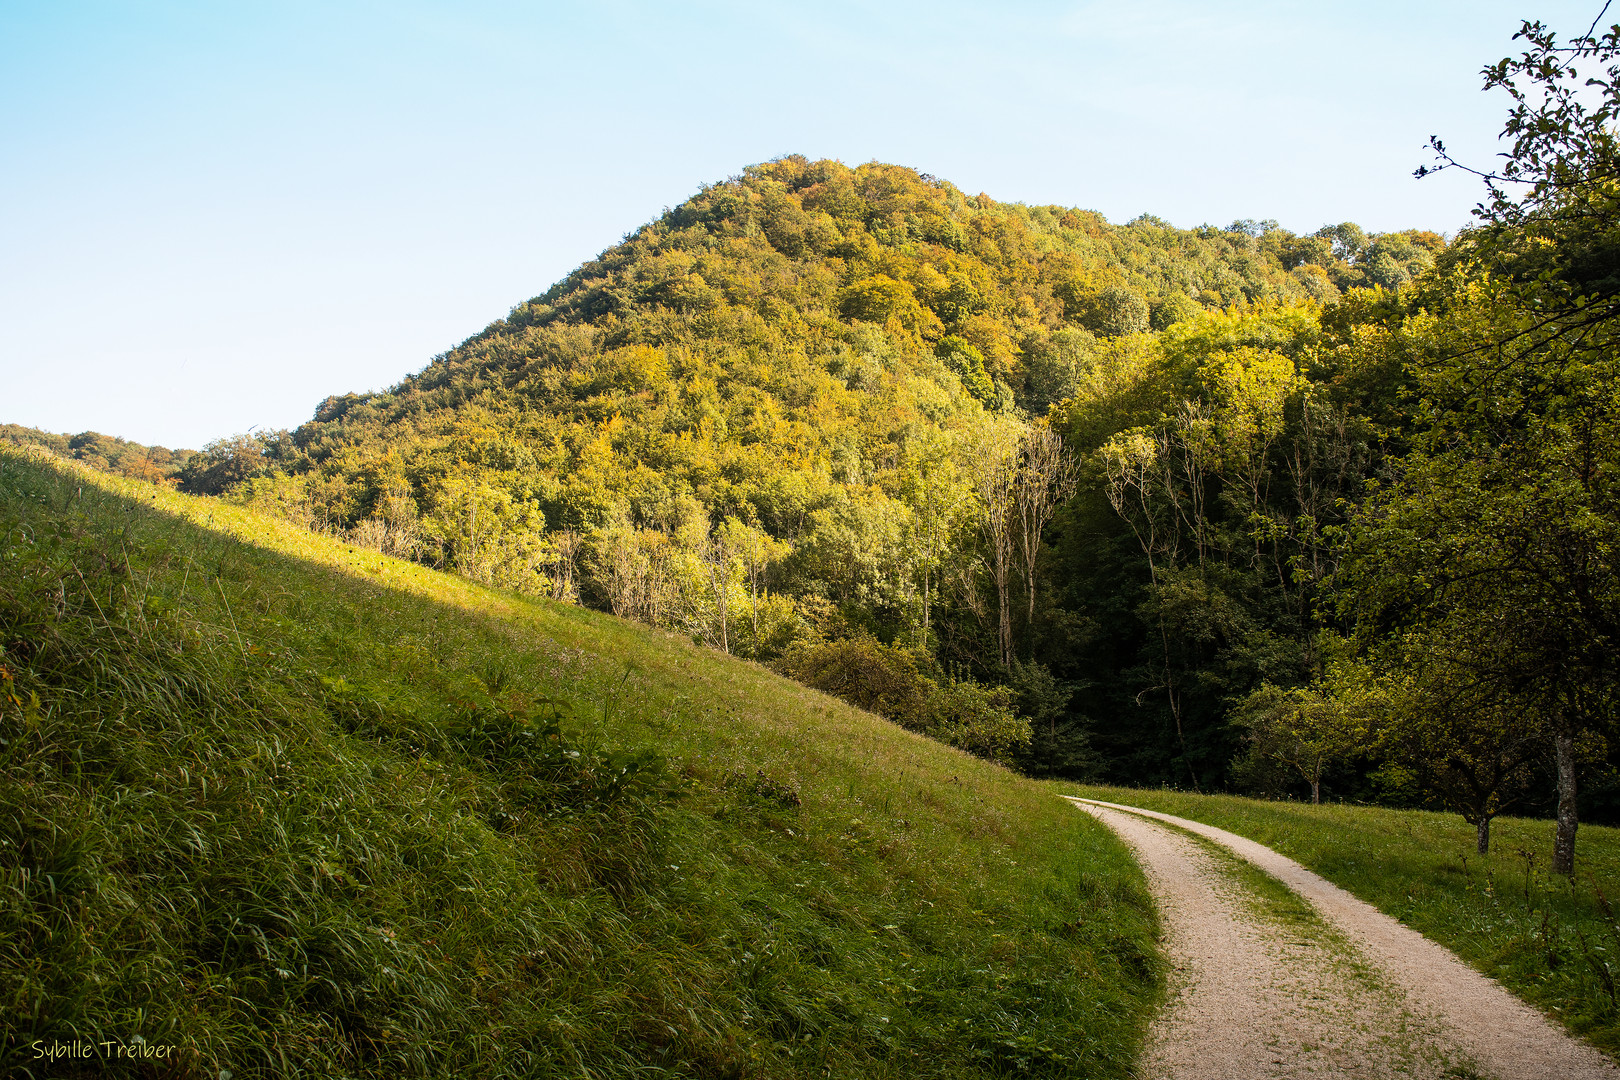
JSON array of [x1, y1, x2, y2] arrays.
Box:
[[0, 445, 1162, 1079], [1067, 784, 1620, 1058]]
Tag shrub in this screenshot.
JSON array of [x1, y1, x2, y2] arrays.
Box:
[[778, 634, 934, 724], [778, 635, 1030, 763], [921, 678, 1030, 764]]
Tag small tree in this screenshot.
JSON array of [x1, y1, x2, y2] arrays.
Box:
[[548, 529, 581, 603], [703, 519, 737, 655], [177, 432, 278, 495], [723, 517, 789, 658], [1089, 286, 1150, 337], [900, 433, 970, 652], [1231, 682, 1361, 805], [1333, 630, 1547, 855]]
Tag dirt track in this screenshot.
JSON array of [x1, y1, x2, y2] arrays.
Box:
[[1069, 797, 1618, 1080]]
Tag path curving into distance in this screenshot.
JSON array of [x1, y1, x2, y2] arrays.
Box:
[[1068, 797, 1618, 1080]]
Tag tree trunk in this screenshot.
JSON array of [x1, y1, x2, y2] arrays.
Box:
[[1156, 619, 1199, 794], [919, 569, 930, 652], [1310, 778, 1320, 805], [750, 584, 759, 657], [1476, 815, 1491, 855], [1554, 733, 1579, 876], [996, 570, 1012, 668], [709, 549, 729, 654], [1027, 574, 1037, 657]]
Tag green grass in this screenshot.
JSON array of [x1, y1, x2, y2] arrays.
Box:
[[1066, 784, 1620, 1059], [0, 446, 1161, 1079]]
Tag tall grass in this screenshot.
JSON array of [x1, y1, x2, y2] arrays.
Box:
[[0, 447, 1161, 1078], [1070, 783, 1620, 1058]]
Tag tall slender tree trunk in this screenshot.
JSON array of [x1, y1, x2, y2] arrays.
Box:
[[1476, 815, 1491, 855], [1027, 575, 1037, 650], [1554, 732, 1579, 876], [715, 571, 729, 655], [750, 581, 760, 658], [1156, 617, 1199, 793], [706, 529, 730, 655], [919, 568, 931, 652], [1013, 422, 1077, 661], [995, 564, 1012, 668]]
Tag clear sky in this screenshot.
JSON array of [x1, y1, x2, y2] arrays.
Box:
[[1, 1, 1606, 449]]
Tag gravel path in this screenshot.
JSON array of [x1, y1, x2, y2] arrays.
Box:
[[1069, 797, 1619, 1080]]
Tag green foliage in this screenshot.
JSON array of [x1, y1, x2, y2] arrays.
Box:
[[1230, 679, 1364, 804], [1060, 296, 1374, 790], [778, 635, 1031, 764], [1314, 222, 1368, 263], [1418, 12, 1620, 323], [839, 274, 937, 335], [1332, 11, 1620, 856], [205, 161, 1377, 695], [1087, 286, 1150, 338], [1148, 291, 1201, 331], [177, 431, 289, 496], [935, 334, 995, 404], [1008, 660, 1094, 778], [0, 424, 193, 484], [924, 678, 1031, 765], [779, 635, 935, 721]]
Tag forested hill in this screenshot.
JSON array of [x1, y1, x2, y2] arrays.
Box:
[[184, 156, 1444, 791]]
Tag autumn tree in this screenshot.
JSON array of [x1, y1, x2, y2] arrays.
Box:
[[182, 156, 1402, 781], [900, 431, 971, 652], [177, 431, 281, 495], [548, 528, 581, 603], [1012, 423, 1078, 651]]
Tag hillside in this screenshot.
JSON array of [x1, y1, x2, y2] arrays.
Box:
[[170, 157, 1443, 791], [0, 446, 1160, 1078]]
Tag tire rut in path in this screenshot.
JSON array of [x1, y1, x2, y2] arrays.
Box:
[[1069, 797, 1618, 1080]]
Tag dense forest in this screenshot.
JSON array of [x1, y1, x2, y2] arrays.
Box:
[[21, 15, 1618, 863]]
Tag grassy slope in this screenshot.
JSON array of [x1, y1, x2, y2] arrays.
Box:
[[1068, 783, 1620, 1058], [0, 446, 1160, 1079]]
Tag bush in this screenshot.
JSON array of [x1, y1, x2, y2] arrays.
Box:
[[778, 634, 934, 723], [921, 679, 1030, 764], [176, 432, 276, 495], [778, 636, 1031, 763]]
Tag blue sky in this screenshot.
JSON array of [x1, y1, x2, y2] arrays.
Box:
[[1, 1, 1605, 449]]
